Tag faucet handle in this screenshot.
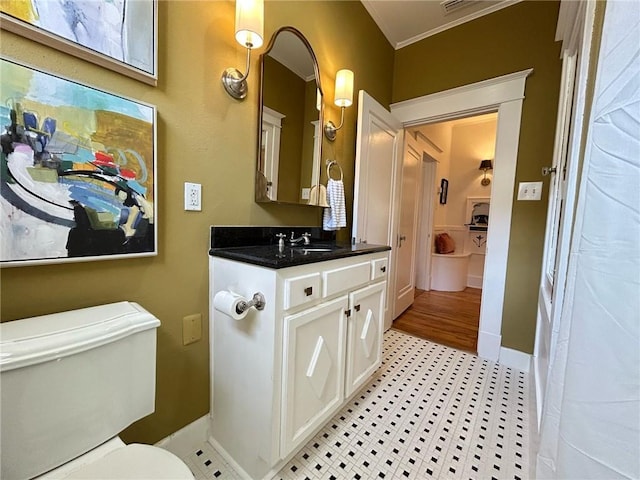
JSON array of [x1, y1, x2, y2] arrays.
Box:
[[303, 232, 311, 244]]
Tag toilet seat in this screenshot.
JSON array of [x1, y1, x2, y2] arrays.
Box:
[[40, 442, 194, 480]]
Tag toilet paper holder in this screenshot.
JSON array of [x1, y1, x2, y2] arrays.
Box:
[[236, 292, 266, 314]]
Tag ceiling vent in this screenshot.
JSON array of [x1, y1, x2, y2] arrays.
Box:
[[440, 0, 474, 15]]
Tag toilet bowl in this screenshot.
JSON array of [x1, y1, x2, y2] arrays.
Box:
[[0, 302, 194, 480], [37, 437, 193, 480]]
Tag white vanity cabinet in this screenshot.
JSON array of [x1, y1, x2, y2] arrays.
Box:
[[209, 250, 388, 480]]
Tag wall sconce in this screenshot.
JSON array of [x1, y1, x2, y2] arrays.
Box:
[[324, 69, 354, 141], [479, 159, 493, 186], [221, 0, 264, 100]]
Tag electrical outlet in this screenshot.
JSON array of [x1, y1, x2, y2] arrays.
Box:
[[517, 181, 543, 201], [184, 182, 202, 211], [183, 313, 202, 345]]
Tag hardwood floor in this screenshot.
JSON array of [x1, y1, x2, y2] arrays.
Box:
[[392, 288, 481, 352]]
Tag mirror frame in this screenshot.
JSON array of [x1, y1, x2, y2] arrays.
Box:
[[255, 26, 325, 205]]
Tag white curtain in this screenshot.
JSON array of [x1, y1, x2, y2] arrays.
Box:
[[536, 1, 640, 478]]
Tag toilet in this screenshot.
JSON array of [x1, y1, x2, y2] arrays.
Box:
[[0, 302, 194, 480]]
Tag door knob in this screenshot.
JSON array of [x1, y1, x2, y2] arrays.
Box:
[[398, 234, 407, 247]]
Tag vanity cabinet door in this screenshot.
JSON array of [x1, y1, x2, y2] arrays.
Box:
[[345, 281, 386, 398], [281, 295, 348, 457]]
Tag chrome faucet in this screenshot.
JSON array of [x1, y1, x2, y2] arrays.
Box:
[[290, 232, 311, 245]]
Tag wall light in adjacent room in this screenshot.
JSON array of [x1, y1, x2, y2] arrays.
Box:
[[479, 159, 493, 186], [221, 0, 264, 100], [324, 69, 354, 141]]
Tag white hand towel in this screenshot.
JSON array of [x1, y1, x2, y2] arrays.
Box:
[[323, 178, 347, 231]]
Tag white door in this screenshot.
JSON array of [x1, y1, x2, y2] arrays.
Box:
[[533, 0, 593, 427], [353, 90, 403, 330], [392, 134, 422, 318]]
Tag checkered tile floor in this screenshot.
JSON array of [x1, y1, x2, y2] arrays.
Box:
[[182, 329, 534, 479]]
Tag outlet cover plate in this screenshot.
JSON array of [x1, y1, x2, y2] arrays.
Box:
[[184, 182, 202, 211]]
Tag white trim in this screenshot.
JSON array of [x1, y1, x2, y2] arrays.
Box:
[[396, 1, 523, 49], [391, 70, 532, 363], [499, 347, 532, 373], [477, 330, 501, 360], [155, 414, 210, 459], [391, 69, 532, 126], [467, 274, 483, 289]]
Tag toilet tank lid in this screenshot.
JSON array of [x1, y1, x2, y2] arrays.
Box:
[[0, 302, 160, 372]]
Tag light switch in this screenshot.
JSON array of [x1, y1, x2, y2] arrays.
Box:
[[517, 181, 543, 201], [183, 313, 202, 345]]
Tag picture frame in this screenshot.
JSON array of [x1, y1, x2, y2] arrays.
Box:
[[439, 178, 449, 204], [0, 58, 157, 267], [0, 0, 157, 86]]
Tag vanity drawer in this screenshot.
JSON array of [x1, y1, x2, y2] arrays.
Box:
[[284, 273, 321, 310], [322, 262, 370, 298], [371, 258, 388, 281]]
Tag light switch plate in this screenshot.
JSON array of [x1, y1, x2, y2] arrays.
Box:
[[517, 181, 543, 201], [184, 182, 202, 211], [183, 313, 202, 345]]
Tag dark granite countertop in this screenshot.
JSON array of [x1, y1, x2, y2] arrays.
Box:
[[210, 243, 390, 269], [208, 226, 390, 269]]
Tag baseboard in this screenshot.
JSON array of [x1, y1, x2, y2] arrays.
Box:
[[477, 330, 501, 361], [499, 347, 532, 373], [207, 435, 254, 480], [467, 274, 483, 289], [155, 414, 210, 458]]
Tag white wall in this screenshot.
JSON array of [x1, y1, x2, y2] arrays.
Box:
[[447, 117, 497, 225]]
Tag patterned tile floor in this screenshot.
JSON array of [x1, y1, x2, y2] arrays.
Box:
[[182, 329, 534, 480]]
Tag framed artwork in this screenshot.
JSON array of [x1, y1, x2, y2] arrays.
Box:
[[439, 178, 448, 204], [0, 0, 157, 85], [0, 58, 157, 267]]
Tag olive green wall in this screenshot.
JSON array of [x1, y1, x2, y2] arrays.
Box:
[[0, 1, 393, 444], [393, 1, 562, 353]]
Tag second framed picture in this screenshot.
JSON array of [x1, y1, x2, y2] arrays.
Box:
[[0, 0, 157, 85]]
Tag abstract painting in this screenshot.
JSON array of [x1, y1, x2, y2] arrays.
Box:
[[0, 0, 157, 85], [0, 58, 156, 266]]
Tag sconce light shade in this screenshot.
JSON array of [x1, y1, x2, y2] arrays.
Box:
[[324, 69, 354, 141], [235, 0, 264, 48], [479, 159, 493, 171], [222, 0, 264, 100], [334, 69, 354, 108], [479, 159, 493, 186]]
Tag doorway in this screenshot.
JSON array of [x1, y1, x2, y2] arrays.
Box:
[[395, 113, 498, 352], [389, 69, 531, 362], [354, 69, 531, 362]]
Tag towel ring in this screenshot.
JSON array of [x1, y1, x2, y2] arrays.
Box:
[[326, 160, 344, 181]]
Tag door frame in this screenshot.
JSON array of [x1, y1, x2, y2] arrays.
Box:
[[390, 69, 532, 362], [413, 134, 439, 291]]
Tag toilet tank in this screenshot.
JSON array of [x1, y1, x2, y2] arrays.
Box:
[[0, 302, 161, 480]]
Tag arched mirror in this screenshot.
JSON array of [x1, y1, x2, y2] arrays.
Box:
[[255, 27, 324, 205]]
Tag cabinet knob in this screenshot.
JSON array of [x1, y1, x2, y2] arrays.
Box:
[[380, 266, 386, 273], [304, 286, 313, 296], [345, 309, 351, 317], [354, 304, 361, 312]]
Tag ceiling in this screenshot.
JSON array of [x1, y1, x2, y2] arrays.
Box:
[[361, 0, 522, 49]]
